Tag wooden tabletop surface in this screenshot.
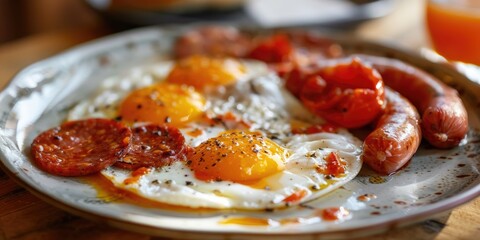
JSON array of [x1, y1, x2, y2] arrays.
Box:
[[1, 0, 479, 239]]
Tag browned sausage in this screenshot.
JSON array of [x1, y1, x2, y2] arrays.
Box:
[[362, 88, 422, 175], [174, 26, 251, 59], [357, 55, 468, 148]]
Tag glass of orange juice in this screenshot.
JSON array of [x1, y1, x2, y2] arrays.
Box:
[[425, 0, 480, 65]]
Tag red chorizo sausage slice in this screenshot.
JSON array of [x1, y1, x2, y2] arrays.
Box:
[[357, 55, 468, 148], [362, 88, 422, 174], [31, 119, 132, 177], [114, 124, 187, 170]]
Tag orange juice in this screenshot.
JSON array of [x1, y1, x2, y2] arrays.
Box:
[[426, 0, 480, 65]]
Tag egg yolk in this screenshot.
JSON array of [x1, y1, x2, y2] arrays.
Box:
[[188, 130, 287, 183], [118, 83, 205, 126], [166, 55, 246, 90]]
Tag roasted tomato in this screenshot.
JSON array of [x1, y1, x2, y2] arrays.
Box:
[[248, 33, 342, 77], [248, 34, 295, 63], [287, 57, 386, 128], [248, 34, 300, 77]]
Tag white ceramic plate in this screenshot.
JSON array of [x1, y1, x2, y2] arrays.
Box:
[[1, 26, 480, 239]]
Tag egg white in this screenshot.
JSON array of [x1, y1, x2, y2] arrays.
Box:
[[102, 131, 362, 209], [68, 59, 363, 210]]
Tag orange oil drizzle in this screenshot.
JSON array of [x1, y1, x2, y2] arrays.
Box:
[[220, 217, 277, 226], [219, 207, 350, 226], [186, 128, 203, 137], [219, 215, 325, 226], [123, 167, 150, 185]]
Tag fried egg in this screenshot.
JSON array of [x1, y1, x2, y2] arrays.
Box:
[[68, 56, 363, 210], [103, 130, 361, 209]]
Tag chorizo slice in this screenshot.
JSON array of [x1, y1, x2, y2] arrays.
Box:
[[114, 124, 187, 170], [31, 118, 132, 177]]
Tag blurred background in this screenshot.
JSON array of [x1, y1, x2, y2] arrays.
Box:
[[0, 0, 397, 44], [0, 0, 101, 43], [1, 0, 479, 65]]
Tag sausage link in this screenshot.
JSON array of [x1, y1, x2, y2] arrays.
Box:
[[362, 88, 421, 174], [357, 55, 468, 148]]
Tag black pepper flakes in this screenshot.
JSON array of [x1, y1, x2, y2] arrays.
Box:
[[270, 135, 279, 140], [164, 150, 175, 156], [164, 116, 171, 123], [299, 203, 315, 209], [154, 100, 165, 106], [214, 139, 224, 148]]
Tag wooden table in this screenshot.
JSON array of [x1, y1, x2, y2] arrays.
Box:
[[1, 1, 479, 239]]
